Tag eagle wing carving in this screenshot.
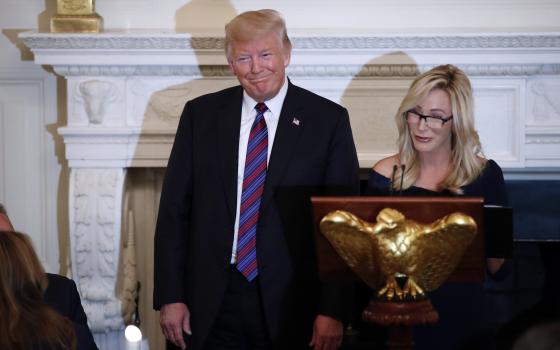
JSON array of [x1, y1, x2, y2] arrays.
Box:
[[411, 212, 477, 291], [320, 210, 384, 289], [320, 208, 477, 300]]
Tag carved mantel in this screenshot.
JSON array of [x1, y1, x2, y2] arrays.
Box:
[[21, 30, 560, 169], [20, 30, 560, 349]]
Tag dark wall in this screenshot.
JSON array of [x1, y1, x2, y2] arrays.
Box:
[[506, 180, 560, 241]]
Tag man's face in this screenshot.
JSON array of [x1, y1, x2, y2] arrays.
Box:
[[228, 31, 291, 102], [0, 213, 14, 231]]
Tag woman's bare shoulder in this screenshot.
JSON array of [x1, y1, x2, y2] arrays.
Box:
[[372, 155, 400, 178]]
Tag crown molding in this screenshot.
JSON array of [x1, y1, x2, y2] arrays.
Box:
[[526, 127, 560, 144], [52, 63, 560, 77], [20, 31, 560, 50], [20, 31, 560, 71]]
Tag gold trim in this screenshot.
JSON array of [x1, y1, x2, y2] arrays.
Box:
[[50, 13, 103, 33]]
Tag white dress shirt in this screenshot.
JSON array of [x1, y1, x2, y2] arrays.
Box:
[[230, 76, 289, 263]]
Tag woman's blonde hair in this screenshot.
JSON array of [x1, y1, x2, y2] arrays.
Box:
[[224, 9, 292, 60], [0, 231, 76, 350], [394, 64, 483, 194]]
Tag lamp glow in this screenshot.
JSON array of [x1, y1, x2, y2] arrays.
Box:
[[125, 325, 142, 343]]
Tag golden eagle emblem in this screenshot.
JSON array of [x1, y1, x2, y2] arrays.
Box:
[[320, 208, 477, 300]]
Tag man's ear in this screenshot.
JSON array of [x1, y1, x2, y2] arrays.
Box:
[[283, 50, 291, 68], [0, 213, 14, 231]]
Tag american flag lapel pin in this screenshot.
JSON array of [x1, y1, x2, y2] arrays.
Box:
[[292, 117, 300, 126]]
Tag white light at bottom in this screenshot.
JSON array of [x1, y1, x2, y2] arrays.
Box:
[[125, 325, 142, 343]]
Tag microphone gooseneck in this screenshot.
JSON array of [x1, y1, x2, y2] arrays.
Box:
[[399, 164, 406, 195], [390, 164, 398, 196]]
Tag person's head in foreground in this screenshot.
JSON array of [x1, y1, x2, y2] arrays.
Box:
[[0, 230, 76, 350]]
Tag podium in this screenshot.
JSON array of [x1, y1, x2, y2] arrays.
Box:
[[311, 196, 487, 350]]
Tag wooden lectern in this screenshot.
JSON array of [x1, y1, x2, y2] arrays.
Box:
[[311, 196, 486, 350]]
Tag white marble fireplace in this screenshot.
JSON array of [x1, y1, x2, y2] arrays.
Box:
[[20, 30, 560, 349]]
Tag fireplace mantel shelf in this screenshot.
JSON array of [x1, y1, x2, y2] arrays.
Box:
[[20, 30, 560, 69], [20, 30, 560, 174]]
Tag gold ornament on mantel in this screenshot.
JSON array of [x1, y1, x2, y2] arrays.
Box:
[[50, 0, 103, 33], [320, 208, 477, 301]]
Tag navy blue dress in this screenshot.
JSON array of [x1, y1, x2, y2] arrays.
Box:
[[366, 159, 508, 350]]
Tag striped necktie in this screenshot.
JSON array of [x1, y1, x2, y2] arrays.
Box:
[[237, 102, 268, 281]]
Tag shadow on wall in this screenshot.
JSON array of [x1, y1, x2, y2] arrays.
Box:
[[50, 76, 71, 277], [38, 0, 57, 32], [1, 29, 35, 61], [41, 0, 72, 275], [175, 0, 237, 31], [1, 0, 55, 60], [340, 53, 419, 169]]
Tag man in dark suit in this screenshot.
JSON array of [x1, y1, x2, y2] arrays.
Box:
[[154, 9, 360, 350]]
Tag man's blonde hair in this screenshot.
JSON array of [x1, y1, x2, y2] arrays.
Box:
[[394, 64, 483, 194], [225, 9, 292, 60]]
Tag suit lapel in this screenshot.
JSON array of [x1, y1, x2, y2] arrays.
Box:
[[261, 82, 305, 212], [216, 87, 243, 223]]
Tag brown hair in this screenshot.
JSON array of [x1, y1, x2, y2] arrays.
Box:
[[0, 231, 76, 350], [394, 64, 483, 194], [224, 9, 292, 60]]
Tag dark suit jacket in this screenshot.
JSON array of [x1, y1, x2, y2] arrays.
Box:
[[45, 273, 89, 326], [44, 273, 98, 350], [154, 81, 360, 349], [31, 324, 98, 350]]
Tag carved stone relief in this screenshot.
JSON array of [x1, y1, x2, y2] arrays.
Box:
[[526, 133, 560, 144], [79, 80, 117, 124], [128, 78, 236, 128], [129, 79, 192, 127], [71, 79, 124, 126], [145, 84, 192, 126], [71, 168, 126, 332], [529, 80, 560, 125], [472, 81, 524, 166], [54, 64, 560, 77], [20, 33, 560, 51]]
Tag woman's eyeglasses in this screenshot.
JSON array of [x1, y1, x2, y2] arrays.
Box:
[[405, 109, 453, 129]]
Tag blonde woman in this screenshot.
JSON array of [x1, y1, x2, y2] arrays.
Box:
[[367, 64, 508, 349]]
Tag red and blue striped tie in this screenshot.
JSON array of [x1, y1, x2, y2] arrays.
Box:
[[237, 102, 268, 281]]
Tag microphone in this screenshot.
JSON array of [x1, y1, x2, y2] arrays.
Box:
[[390, 164, 398, 195], [399, 164, 406, 195]]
